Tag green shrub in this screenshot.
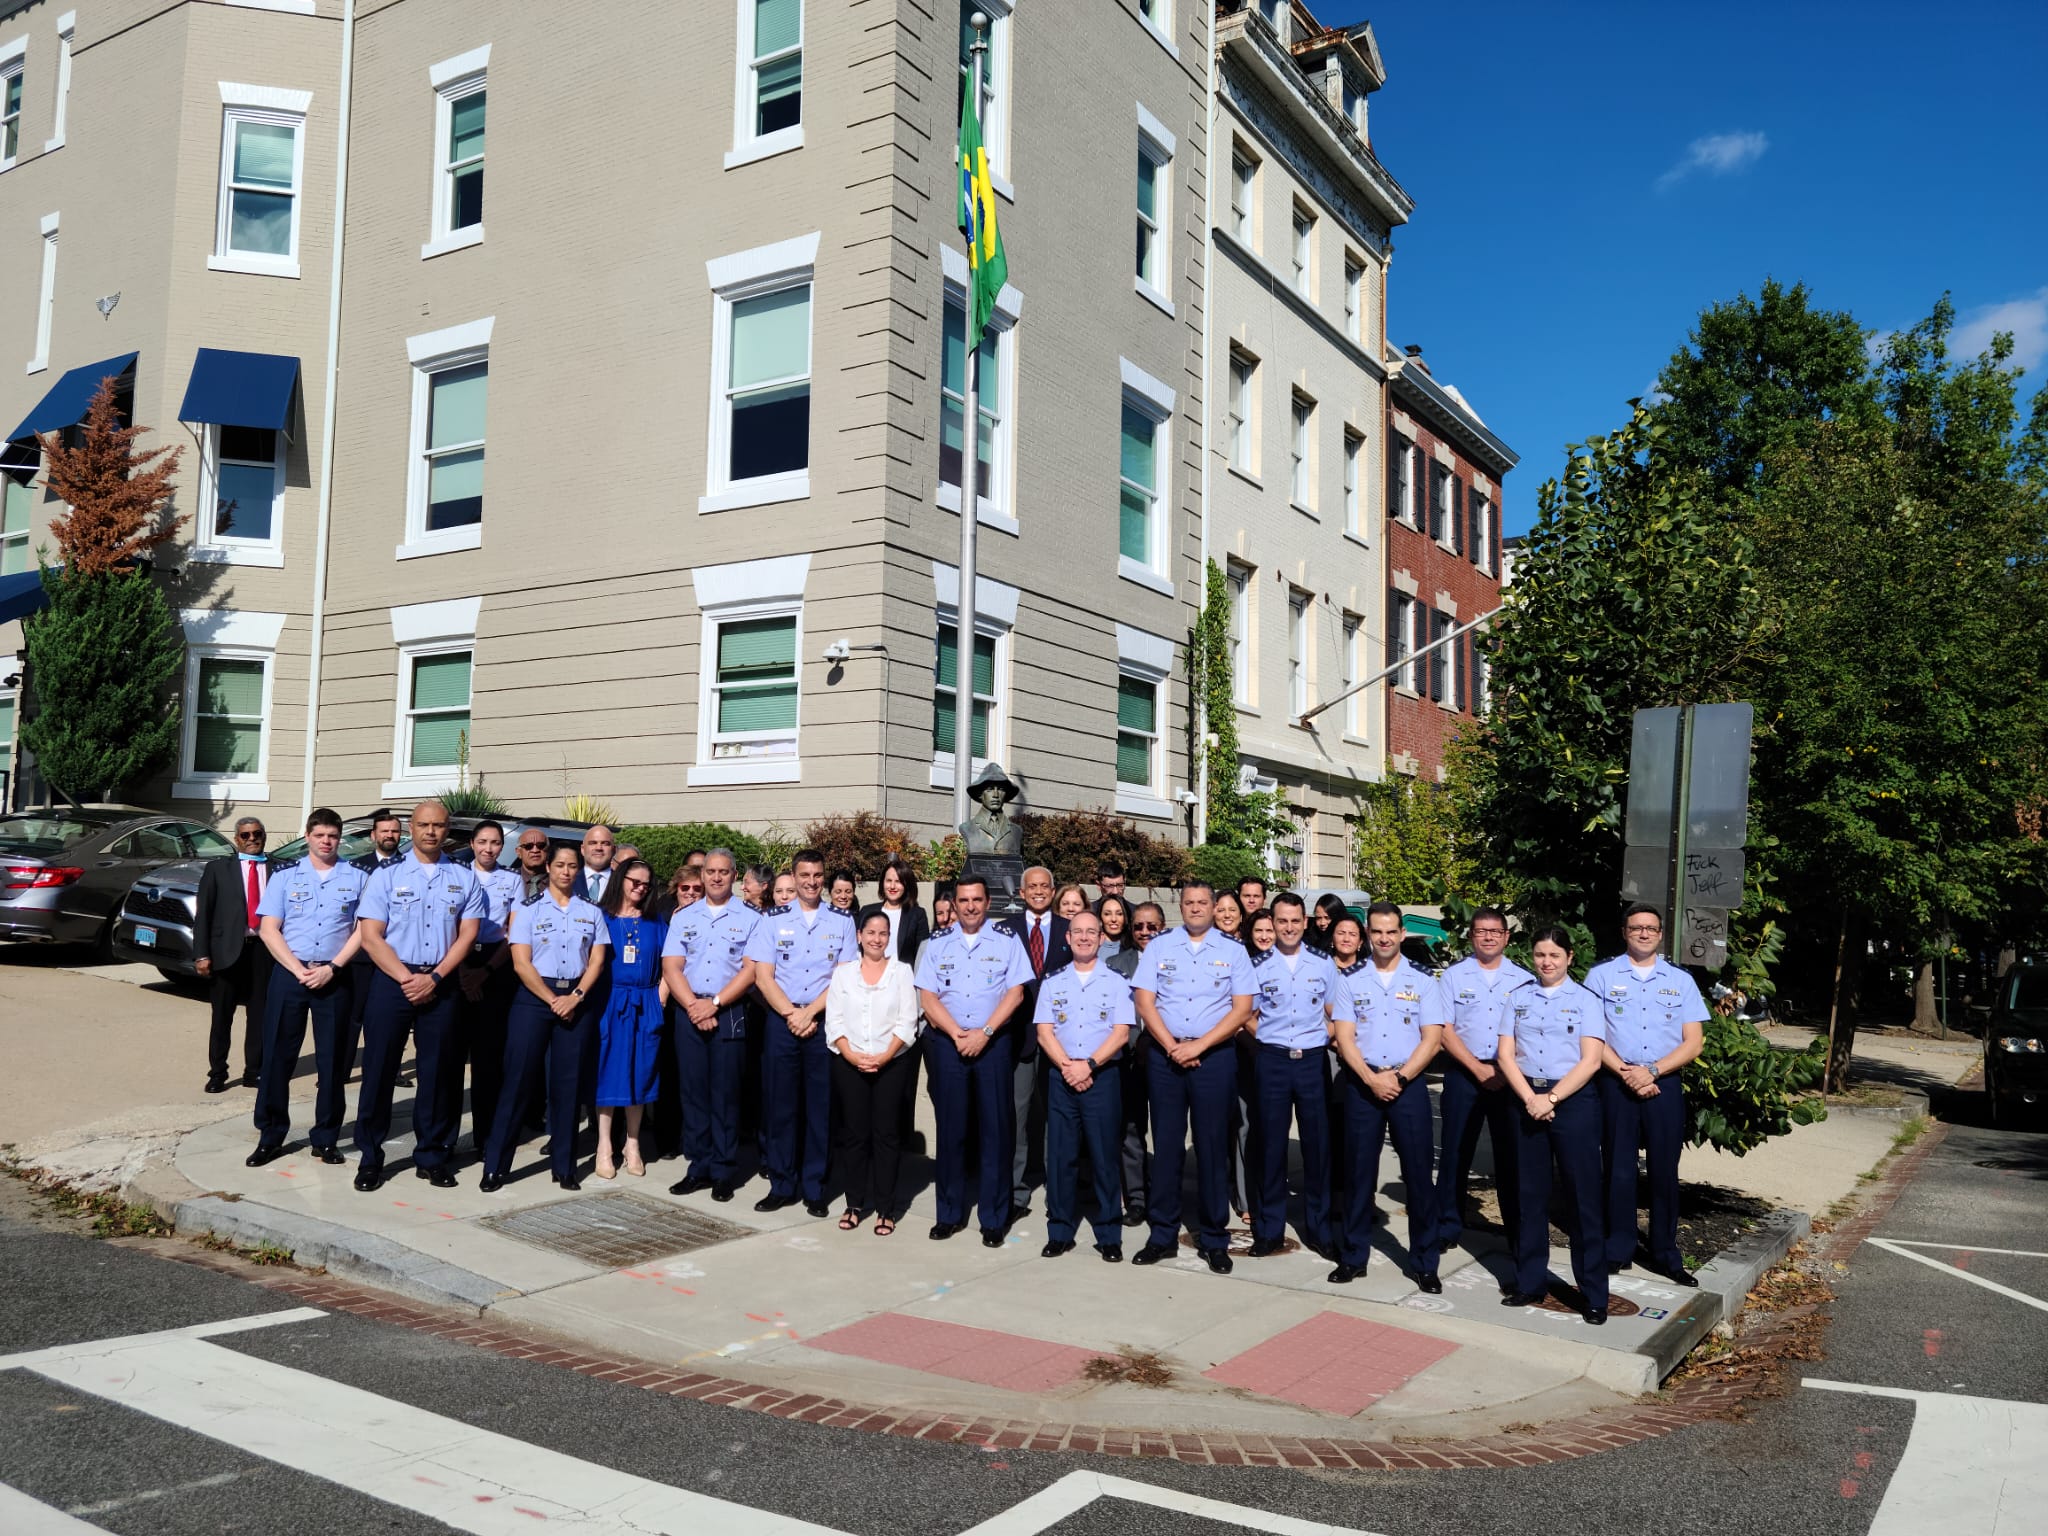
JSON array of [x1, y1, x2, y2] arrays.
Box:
[[920, 834, 966, 883], [1188, 841, 1265, 891], [801, 811, 925, 880], [1683, 1018, 1827, 1154], [618, 823, 765, 883], [440, 780, 508, 817], [1011, 809, 1190, 886]]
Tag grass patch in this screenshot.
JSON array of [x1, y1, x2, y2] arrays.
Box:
[[1890, 1115, 1928, 1154], [31, 1180, 174, 1239]]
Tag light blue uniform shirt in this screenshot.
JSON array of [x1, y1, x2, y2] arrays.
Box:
[[357, 855, 487, 966], [1583, 955, 1709, 1064], [472, 865, 524, 945], [1344, 955, 1450, 1066], [661, 899, 760, 998], [1032, 961, 1135, 1062], [1130, 927, 1255, 1040], [914, 924, 1034, 1033], [510, 892, 609, 981], [745, 902, 858, 1007], [256, 859, 368, 964], [1439, 955, 1536, 1062], [1503, 980, 1606, 1080], [1249, 947, 1342, 1050]]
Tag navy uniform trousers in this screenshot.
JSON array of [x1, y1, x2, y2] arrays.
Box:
[[1512, 1092, 1608, 1307], [1046, 1071, 1123, 1246], [675, 1000, 750, 1184], [1435, 1060, 1523, 1248], [252, 969, 356, 1151], [1118, 1039, 1151, 1221], [354, 970, 460, 1172], [1253, 1043, 1332, 1251], [452, 948, 516, 1155], [1599, 1072, 1685, 1270], [484, 982, 595, 1181], [925, 1027, 1016, 1232], [763, 1017, 832, 1203], [1146, 1043, 1237, 1254], [1334, 1071, 1440, 1273]]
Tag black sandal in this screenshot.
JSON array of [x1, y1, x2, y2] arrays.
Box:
[[873, 1216, 897, 1237], [839, 1208, 866, 1231]]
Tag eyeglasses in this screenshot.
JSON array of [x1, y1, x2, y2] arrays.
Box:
[[1625, 924, 1662, 934], [1132, 921, 1162, 932], [624, 877, 650, 889], [1472, 926, 1507, 937], [235, 830, 265, 842], [519, 842, 547, 852]]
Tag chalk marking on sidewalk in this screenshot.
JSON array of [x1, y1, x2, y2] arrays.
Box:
[[1865, 1238, 2048, 1313], [11, 1326, 844, 1535], [1877, 1239, 2048, 1259], [0, 1307, 328, 1371], [1804, 1380, 2048, 1535], [0, 1481, 104, 1534], [65, 1470, 252, 1516], [956, 1470, 1389, 1536]]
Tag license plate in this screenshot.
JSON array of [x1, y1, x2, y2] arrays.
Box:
[[133, 926, 157, 947]]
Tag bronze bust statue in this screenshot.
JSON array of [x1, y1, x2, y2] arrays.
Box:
[[959, 763, 1023, 857]]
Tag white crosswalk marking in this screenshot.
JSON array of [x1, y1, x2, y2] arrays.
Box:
[[1804, 1379, 2048, 1534], [958, 1471, 1390, 1535], [1865, 1238, 2048, 1314], [0, 1480, 104, 1534]]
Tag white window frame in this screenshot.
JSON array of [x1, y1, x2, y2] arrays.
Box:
[[1226, 559, 1252, 707], [193, 422, 287, 568], [1341, 612, 1363, 739], [209, 85, 312, 279], [1117, 357, 1176, 597], [1343, 259, 1362, 343], [1114, 622, 1174, 819], [954, 0, 1013, 195], [2, 475, 35, 576], [1289, 394, 1314, 512], [1134, 104, 1175, 316], [1394, 435, 1417, 526], [43, 14, 71, 153], [422, 45, 488, 259], [727, 0, 804, 169], [702, 232, 819, 515], [399, 315, 493, 560], [1135, 0, 1177, 58], [0, 35, 27, 172], [1287, 587, 1311, 716], [27, 211, 56, 374], [937, 244, 1024, 535], [1290, 206, 1314, 299], [929, 559, 1018, 790], [173, 607, 286, 804], [1226, 350, 1255, 474], [380, 597, 482, 799], [687, 554, 811, 787], [1230, 149, 1257, 247], [1391, 589, 1416, 694], [1342, 429, 1362, 538], [1474, 490, 1494, 573]]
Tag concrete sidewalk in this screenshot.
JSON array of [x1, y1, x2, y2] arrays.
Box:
[[0, 954, 1967, 1444]]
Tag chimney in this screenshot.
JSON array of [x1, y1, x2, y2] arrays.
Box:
[[1403, 344, 1429, 375]]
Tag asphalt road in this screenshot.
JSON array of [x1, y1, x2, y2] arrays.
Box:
[[3, 1097, 2042, 1536]]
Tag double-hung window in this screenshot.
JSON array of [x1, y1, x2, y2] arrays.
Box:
[[2, 477, 32, 575], [208, 425, 286, 552], [933, 622, 997, 760], [1390, 435, 1414, 525], [1135, 106, 1175, 312], [29, 212, 56, 373], [704, 233, 818, 513], [1226, 560, 1252, 704], [1, 40, 23, 170], [1290, 395, 1313, 510], [403, 649, 472, 774], [1117, 674, 1160, 792], [1341, 613, 1362, 737], [425, 47, 488, 256], [213, 86, 310, 277], [1428, 462, 1449, 542], [1343, 261, 1362, 343], [709, 614, 799, 761], [1117, 359, 1176, 591], [1287, 588, 1311, 716], [1342, 431, 1362, 536], [940, 290, 1007, 518], [1474, 491, 1493, 572], [401, 317, 491, 557], [1290, 208, 1313, 298], [1389, 590, 1415, 692], [1230, 151, 1256, 245], [1115, 623, 1174, 816], [731, 0, 802, 165], [955, 1, 1012, 186], [1226, 352, 1254, 473], [175, 608, 287, 803]]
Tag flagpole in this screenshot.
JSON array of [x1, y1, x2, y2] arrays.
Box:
[[952, 12, 990, 832]]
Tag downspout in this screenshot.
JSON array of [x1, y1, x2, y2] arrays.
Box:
[[1192, 6, 1219, 846], [299, 0, 355, 825]]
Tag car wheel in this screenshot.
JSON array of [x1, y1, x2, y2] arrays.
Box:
[[93, 917, 120, 964], [156, 966, 189, 986]]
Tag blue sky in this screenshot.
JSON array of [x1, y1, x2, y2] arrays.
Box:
[[1317, 0, 2048, 533]]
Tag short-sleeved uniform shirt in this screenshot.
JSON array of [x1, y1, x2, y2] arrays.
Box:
[[256, 859, 369, 964], [661, 899, 760, 999], [1033, 961, 1135, 1063], [1503, 980, 1607, 1080], [1131, 927, 1256, 1040], [1438, 955, 1536, 1063], [510, 892, 610, 981], [1344, 955, 1450, 1066], [1583, 955, 1709, 1064], [357, 855, 488, 967], [1249, 946, 1342, 1050], [745, 902, 858, 1007], [914, 924, 1034, 1033], [471, 865, 525, 945]]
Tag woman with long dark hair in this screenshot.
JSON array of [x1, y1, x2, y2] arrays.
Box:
[[1308, 894, 1349, 953], [1095, 893, 1131, 958], [825, 907, 921, 1233], [592, 859, 667, 1179]]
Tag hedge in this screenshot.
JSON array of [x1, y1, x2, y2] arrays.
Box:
[[617, 823, 766, 883]]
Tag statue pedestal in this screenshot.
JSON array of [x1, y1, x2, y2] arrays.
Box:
[[964, 854, 1025, 914]]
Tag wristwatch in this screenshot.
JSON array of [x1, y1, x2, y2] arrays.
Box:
[[1645, 1063, 1660, 1082], [1394, 1070, 1410, 1088], [1546, 1091, 1560, 1107], [572, 986, 585, 999]]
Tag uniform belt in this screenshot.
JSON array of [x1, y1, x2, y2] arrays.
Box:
[[404, 963, 439, 975], [544, 977, 580, 994], [1367, 1062, 1405, 1075], [1526, 1077, 1555, 1092], [1259, 1041, 1320, 1060]]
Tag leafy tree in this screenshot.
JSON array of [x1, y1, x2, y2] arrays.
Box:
[[1187, 559, 1293, 854], [17, 379, 186, 800], [1352, 768, 1465, 903]]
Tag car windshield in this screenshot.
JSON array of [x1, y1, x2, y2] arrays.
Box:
[[268, 830, 382, 866], [0, 815, 116, 852], [2008, 971, 2048, 1013]]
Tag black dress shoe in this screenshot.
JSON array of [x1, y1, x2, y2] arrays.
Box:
[[1122, 1210, 1148, 1227], [1605, 1259, 1632, 1275], [929, 1220, 965, 1241], [1501, 1290, 1545, 1307], [803, 1201, 832, 1219], [1201, 1249, 1233, 1275], [204, 1078, 230, 1094], [427, 1169, 458, 1189], [238, 1074, 261, 1088], [981, 1229, 1006, 1248], [1415, 1272, 1443, 1295], [1584, 1307, 1608, 1326], [711, 1181, 735, 1202], [1649, 1261, 1699, 1288], [245, 1145, 286, 1168], [1041, 1239, 1075, 1258], [669, 1174, 710, 1196], [479, 1173, 505, 1193], [353, 1168, 382, 1192], [554, 1174, 582, 1192], [1247, 1238, 1284, 1258], [1327, 1263, 1365, 1284], [1130, 1242, 1174, 1266], [312, 1148, 346, 1165], [755, 1192, 799, 1212], [1009, 1202, 1033, 1224], [1097, 1243, 1123, 1263]]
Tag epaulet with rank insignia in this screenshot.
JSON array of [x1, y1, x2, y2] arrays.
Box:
[[1503, 975, 1538, 994], [273, 856, 303, 872], [931, 922, 958, 938], [765, 902, 793, 916], [1339, 958, 1369, 976], [379, 852, 406, 868], [522, 890, 547, 906], [1042, 960, 1072, 981], [1248, 947, 1275, 967]]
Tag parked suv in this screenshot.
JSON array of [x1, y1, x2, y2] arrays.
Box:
[[111, 811, 593, 981], [1985, 962, 2048, 1125], [0, 807, 233, 953]]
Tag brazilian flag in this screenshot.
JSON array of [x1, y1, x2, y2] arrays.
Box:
[[956, 79, 1008, 343]]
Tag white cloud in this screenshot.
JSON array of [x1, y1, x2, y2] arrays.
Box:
[[1656, 130, 1769, 191], [1951, 288, 2048, 373]]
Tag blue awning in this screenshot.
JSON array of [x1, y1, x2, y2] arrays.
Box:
[[0, 569, 49, 626], [6, 352, 139, 445], [178, 348, 301, 433]]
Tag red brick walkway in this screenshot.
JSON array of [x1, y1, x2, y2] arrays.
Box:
[[1204, 1312, 1460, 1416], [806, 1313, 1103, 1393]]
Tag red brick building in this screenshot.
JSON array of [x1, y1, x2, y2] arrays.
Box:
[[1383, 346, 1517, 779]]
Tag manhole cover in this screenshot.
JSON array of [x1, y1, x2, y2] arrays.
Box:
[[480, 1192, 754, 1269], [1532, 1289, 1639, 1318], [1178, 1223, 1300, 1256]]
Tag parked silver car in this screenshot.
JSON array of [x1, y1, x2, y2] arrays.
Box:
[[0, 807, 233, 953]]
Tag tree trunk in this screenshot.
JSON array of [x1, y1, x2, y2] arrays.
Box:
[[1825, 911, 1866, 1094], [1910, 960, 1940, 1035]]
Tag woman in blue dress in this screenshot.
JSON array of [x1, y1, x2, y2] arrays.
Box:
[[593, 859, 668, 1180]]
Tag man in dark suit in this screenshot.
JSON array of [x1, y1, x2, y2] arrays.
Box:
[[999, 865, 1069, 1218], [572, 824, 617, 904], [195, 817, 276, 1093]]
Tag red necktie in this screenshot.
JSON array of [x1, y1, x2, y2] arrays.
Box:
[[1027, 918, 1044, 974], [244, 860, 261, 930]]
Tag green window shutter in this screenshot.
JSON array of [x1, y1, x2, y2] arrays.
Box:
[[411, 652, 472, 711]]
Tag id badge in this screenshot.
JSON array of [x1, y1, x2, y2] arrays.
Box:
[[623, 939, 638, 966]]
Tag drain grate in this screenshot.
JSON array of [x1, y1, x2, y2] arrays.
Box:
[[480, 1192, 755, 1269]]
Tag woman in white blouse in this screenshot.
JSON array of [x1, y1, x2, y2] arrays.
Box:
[[825, 907, 921, 1234]]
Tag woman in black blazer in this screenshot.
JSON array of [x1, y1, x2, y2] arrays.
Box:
[[879, 855, 930, 963]]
